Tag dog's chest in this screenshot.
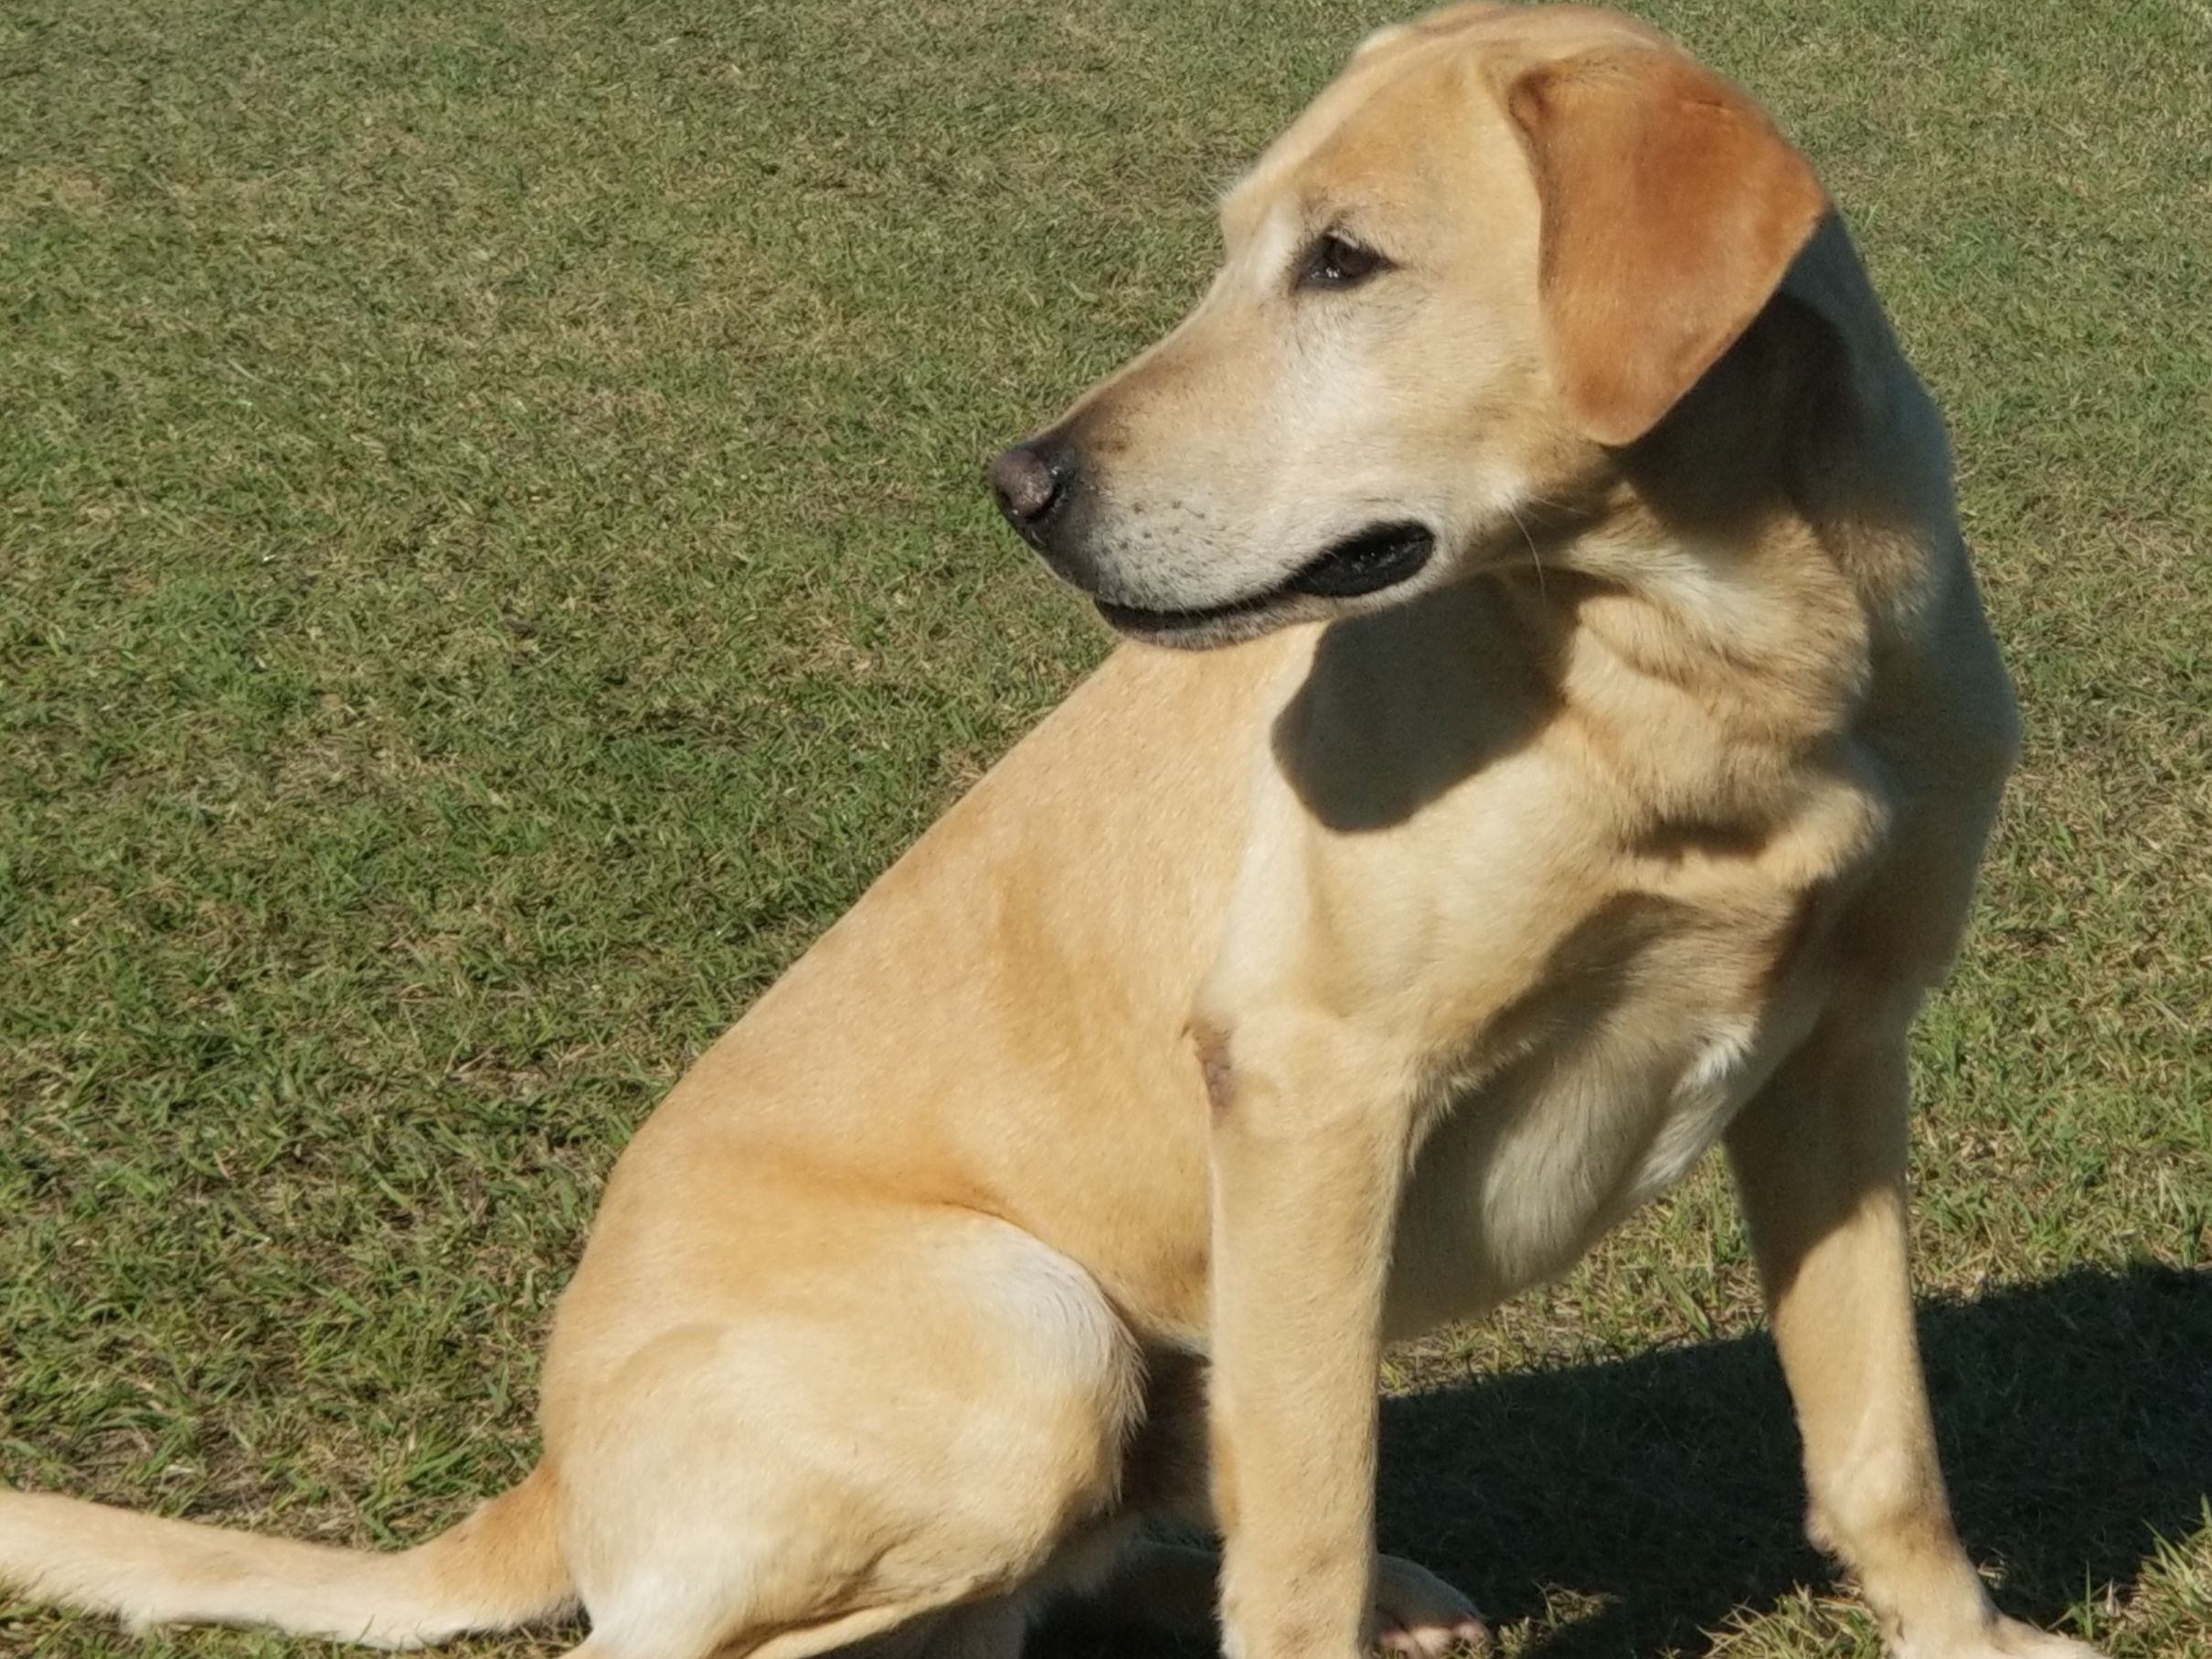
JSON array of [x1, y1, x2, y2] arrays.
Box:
[[1378, 859, 1831, 1337], [1204, 603, 1890, 1337]]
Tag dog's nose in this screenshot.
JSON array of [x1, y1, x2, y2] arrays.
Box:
[[990, 445, 1059, 522], [987, 435, 1076, 543]]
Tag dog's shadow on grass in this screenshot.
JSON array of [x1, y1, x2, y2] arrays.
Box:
[[1036, 1263, 2210, 1657]]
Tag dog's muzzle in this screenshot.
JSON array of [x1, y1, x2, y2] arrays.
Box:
[[988, 434, 1436, 647]]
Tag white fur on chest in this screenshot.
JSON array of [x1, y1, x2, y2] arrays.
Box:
[[1385, 1006, 1785, 1339], [1626, 1018, 1761, 1207]]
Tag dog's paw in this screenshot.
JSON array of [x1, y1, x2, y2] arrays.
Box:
[[1896, 1612, 2104, 1659], [1970, 1618, 2103, 1659], [1372, 1554, 1487, 1657]]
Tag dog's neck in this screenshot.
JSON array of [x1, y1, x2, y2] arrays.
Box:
[[1498, 254, 1950, 844]]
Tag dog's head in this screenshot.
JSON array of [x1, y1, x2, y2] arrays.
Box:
[[989, 4, 1829, 647]]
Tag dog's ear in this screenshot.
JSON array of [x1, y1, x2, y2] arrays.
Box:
[[1502, 47, 1828, 447]]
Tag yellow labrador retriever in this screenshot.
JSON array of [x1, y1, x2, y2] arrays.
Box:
[[0, 6, 2100, 1658]]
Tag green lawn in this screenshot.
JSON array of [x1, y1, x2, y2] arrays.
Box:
[[2, 1, 2207, 1656]]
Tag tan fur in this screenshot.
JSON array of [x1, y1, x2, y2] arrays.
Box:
[[0, 8, 2100, 1659]]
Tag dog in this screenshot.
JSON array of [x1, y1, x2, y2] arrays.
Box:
[[0, 6, 2103, 1658]]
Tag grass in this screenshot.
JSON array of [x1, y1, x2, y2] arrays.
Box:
[[1, 0, 2207, 1654]]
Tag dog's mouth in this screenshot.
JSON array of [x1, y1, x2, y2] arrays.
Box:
[[1095, 522, 1436, 646]]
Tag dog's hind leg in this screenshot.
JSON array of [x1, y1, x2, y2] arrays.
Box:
[[1727, 1020, 2100, 1659], [548, 1207, 1143, 1659]]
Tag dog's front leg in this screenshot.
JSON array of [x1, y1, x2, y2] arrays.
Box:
[[1727, 1017, 2102, 1659], [1202, 1012, 1412, 1659]]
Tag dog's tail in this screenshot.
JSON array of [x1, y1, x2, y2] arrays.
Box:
[[0, 1462, 574, 1649]]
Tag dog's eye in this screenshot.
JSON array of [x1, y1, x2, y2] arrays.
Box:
[[1297, 232, 1391, 292]]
